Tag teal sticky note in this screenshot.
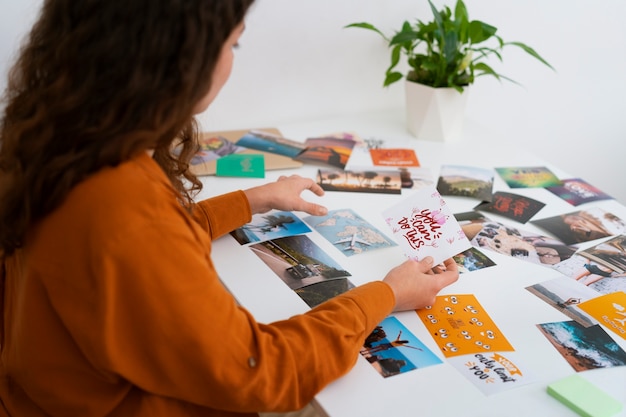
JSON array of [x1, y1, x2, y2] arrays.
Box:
[[547, 374, 622, 417], [216, 154, 265, 178]]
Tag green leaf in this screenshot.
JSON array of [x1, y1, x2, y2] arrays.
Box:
[[473, 62, 500, 80], [383, 71, 404, 87], [468, 20, 497, 44], [506, 41, 555, 70], [428, 0, 443, 30], [443, 31, 459, 65], [344, 22, 389, 41], [454, 0, 469, 26], [389, 44, 402, 70]]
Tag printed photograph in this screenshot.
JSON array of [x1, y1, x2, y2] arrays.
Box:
[[295, 135, 358, 169], [454, 211, 490, 241], [545, 178, 613, 206], [552, 253, 626, 295], [295, 278, 355, 308], [317, 168, 402, 194], [399, 167, 434, 190], [436, 164, 494, 201], [453, 247, 496, 273], [495, 166, 561, 188], [230, 210, 312, 245], [360, 316, 442, 378], [525, 277, 599, 327], [578, 235, 626, 273], [248, 235, 351, 290], [174, 135, 245, 165], [536, 320, 626, 372], [474, 191, 546, 224], [531, 207, 626, 245], [469, 220, 577, 267], [303, 209, 396, 256], [235, 130, 307, 158]]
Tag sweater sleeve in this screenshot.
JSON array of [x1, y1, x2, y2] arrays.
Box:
[[190, 190, 252, 239], [51, 213, 395, 413]]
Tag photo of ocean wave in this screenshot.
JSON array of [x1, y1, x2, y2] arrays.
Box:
[[537, 320, 626, 371]]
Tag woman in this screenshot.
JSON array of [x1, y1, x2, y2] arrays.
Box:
[[0, 1, 459, 416]]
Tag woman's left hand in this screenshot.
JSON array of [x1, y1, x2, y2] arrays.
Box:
[[243, 174, 328, 216]]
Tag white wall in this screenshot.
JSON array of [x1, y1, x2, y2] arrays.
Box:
[[2, 0, 625, 204]]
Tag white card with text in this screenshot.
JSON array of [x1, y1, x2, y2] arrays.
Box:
[[382, 187, 471, 265]]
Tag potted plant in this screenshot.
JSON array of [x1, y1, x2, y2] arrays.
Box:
[[346, 0, 554, 141]]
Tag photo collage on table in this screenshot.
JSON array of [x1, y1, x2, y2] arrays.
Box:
[[434, 163, 626, 378], [226, 133, 626, 383]]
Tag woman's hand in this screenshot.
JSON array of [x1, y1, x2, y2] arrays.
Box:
[[243, 174, 328, 216], [382, 257, 459, 311]]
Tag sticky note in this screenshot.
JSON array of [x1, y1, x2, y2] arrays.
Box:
[[216, 154, 265, 178], [547, 374, 622, 417]]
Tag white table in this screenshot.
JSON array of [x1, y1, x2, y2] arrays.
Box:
[[197, 111, 626, 417]]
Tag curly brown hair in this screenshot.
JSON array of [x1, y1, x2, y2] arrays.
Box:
[[0, 0, 256, 254]]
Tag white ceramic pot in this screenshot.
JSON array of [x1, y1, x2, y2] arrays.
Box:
[[405, 80, 469, 142]]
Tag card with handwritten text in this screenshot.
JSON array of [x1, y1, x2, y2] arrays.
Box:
[[382, 187, 471, 265], [447, 351, 537, 395]]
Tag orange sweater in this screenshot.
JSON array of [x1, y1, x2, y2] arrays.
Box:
[[0, 152, 395, 416]]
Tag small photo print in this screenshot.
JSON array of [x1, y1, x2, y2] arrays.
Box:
[[294, 278, 355, 308], [552, 253, 626, 295], [474, 191, 545, 224], [317, 168, 402, 194], [454, 211, 490, 241], [495, 166, 561, 188], [536, 320, 626, 371], [545, 178, 613, 206], [230, 210, 312, 245], [176, 135, 246, 165], [469, 220, 577, 267], [436, 164, 494, 201], [235, 130, 307, 158], [360, 316, 442, 378], [525, 277, 599, 327], [302, 209, 396, 257], [531, 207, 626, 245], [295, 135, 358, 169], [577, 234, 626, 273], [248, 235, 351, 291], [453, 247, 496, 273]]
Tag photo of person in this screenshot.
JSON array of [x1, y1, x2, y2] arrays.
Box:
[[531, 208, 626, 245], [470, 220, 576, 267], [573, 262, 626, 286]]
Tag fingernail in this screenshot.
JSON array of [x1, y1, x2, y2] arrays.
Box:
[[423, 256, 434, 264]]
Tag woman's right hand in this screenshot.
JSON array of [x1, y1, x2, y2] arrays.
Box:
[[382, 257, 459, 312]]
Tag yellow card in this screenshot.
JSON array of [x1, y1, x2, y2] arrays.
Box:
[[578, 292, 626, 340], [416, 294, 514, 357]]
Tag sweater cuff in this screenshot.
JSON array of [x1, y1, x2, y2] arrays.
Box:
[[343, 281, 396, 332]]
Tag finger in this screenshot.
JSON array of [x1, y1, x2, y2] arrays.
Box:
[[307, 180, 325, 197], [417, 256, 434, 272], [298, 201, 328, 216], [441, 257, 459, 273]]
